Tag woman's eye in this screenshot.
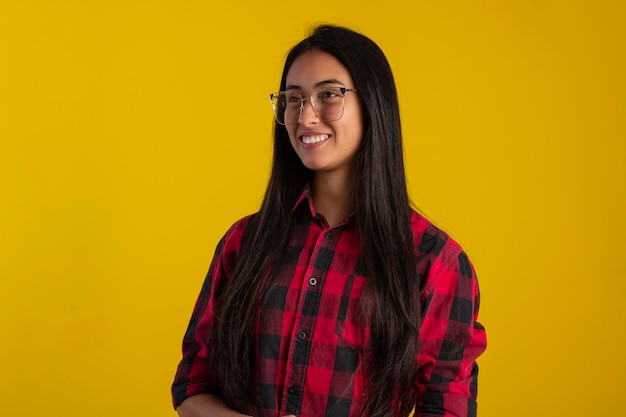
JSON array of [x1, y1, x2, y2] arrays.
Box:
[[318, 89, 340, 102], [286, 95, 302, 106]]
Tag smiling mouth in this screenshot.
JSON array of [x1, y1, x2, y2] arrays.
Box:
[[301, 134, 330, 144]]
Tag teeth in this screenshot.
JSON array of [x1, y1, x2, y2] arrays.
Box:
[[301, 134, 329, 144]]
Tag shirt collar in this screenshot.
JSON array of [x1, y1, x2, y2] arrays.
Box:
[[292, 183, 355, 226], [292, 183, 318, 217]]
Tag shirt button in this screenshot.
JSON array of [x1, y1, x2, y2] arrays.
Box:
[[324, 231, 332, 240], [288, 386, 297, 394], [308, 277, 318, 286], [297, 331, 307, 340]]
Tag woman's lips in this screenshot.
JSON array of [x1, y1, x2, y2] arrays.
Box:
[[301, 134, 330, 144]]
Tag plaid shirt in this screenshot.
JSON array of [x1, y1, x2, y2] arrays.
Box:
[[172, 190, 487, 417]]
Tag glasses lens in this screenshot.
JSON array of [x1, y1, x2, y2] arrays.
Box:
[[270, 93, 286, 125], [271, 92, 304, 125], [314, 87, 345, 122]]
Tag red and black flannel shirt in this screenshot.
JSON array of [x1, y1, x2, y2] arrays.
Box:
[[172, 189, 487, 417]]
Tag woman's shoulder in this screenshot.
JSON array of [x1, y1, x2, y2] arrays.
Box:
[[219, 212, 258, 247], [409, 209, 467, 267], [409, 209, 477, 297]]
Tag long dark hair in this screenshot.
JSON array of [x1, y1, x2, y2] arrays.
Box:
[[208, 25, 420, 417]]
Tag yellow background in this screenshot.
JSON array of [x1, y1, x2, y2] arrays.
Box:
[[1, 1, 624, 416]]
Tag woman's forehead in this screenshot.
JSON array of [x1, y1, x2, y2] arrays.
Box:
[[285, 49, 353, 89]]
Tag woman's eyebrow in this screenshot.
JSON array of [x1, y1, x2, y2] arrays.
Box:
[[315, 79, 344, 87], [285, 79, 345, 91]]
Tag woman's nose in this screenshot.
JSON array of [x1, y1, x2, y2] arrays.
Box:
[[298, 98, 319, 125]]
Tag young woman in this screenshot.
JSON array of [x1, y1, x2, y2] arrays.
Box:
[[172, 25, 486, 417]]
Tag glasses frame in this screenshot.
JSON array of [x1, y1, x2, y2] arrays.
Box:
[[269, 86, 358, 126]]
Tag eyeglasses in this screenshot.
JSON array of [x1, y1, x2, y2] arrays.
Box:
[[269, 86, 358, 125]]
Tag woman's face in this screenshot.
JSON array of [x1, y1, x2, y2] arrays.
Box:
[[284, 49, 363, 176]]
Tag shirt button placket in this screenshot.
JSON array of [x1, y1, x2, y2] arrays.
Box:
[[285, 227, 335, 415]]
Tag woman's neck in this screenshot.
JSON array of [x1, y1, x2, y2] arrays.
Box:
[[311, 171, 355, 228]]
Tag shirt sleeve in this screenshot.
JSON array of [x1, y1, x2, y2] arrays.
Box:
[[415, 247, 487, 417], [171, 218, 248, 409]]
